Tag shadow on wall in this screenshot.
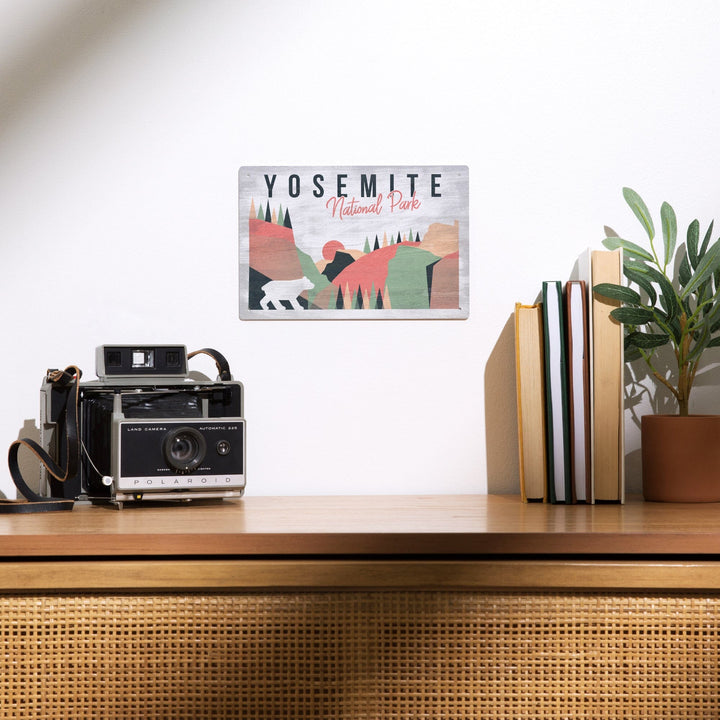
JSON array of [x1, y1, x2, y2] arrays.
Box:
[[482, 310, 659, 498], [1, 1, 152, 135], [485, 308, 659, 498], [484, 313, 519, 494]]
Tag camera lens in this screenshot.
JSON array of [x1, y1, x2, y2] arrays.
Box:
[[163, 427, 206, 473]]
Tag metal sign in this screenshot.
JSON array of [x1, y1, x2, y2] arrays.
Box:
[[239, 166, 469, 319]]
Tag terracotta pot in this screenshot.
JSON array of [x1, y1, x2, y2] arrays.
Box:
[[642, 414, 720, 502]]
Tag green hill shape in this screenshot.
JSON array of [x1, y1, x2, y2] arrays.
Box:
[[386, 245, 440, 309]]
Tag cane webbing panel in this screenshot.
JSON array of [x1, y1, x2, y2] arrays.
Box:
[[0, 591, 717, 719]]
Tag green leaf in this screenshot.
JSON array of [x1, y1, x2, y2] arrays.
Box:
[[679, 251, 692, 287], [610, 307, 655, 324], [700, 220, 714, 258], [667, 315, 683, 344], [700, 299, 720, 333], [623, 187, 655, 240], [681, 238, 720, 298], [602, 236, 654, 261], [708, 336, 720, 348], [688, 333, 713, 362], [687, 219, 700, 268], [700, 299, 717, 325], [642, 266, 678, 320], [625, 331, 669, 350], [696, 279, 712, 310], [681, 296, 694, 320], [593, 282, 641, 305], [659, 292, 674, 319], [660, 201, 677, 268], [623, 257, 652, 275], [623, 265, 657, 305]]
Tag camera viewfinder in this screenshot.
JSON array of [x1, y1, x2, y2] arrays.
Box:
[[132, 350, 155, 369]]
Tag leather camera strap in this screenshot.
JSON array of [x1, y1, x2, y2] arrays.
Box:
[[187, 348, 232, 381], [4, 366, 81, 513]]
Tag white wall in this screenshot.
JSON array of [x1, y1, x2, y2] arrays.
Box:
[[2, 0, 720, 498]]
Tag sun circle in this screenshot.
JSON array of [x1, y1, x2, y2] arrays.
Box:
[[322, 240, 345, 261]]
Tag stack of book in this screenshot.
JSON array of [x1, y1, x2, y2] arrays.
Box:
[[514, 249, 625, 503]]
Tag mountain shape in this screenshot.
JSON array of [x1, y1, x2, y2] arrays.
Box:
[[248, 217, 303, 280], [418, 220, 459, 258], [322, 250, 356, 282], [332, 242, 441, 309]]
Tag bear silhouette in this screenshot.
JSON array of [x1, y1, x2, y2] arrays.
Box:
[[260, 276, 314, 310]]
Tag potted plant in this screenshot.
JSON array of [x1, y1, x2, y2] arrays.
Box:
[[594, 187, 720, 501]]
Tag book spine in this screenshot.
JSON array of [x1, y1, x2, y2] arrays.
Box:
[[542, 281, 572, 504]]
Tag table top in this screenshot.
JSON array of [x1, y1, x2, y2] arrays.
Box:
[[2, 494, 720, 558]]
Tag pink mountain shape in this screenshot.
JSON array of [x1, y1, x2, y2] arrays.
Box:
[[249, 218, 303, 280], [429, 251, 460, 309], [331, 243, 399, 297]]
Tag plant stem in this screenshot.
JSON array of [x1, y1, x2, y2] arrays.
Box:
[[676, 312, 693, 416], [650, 368, 681, 404], [677, 362, 691, 417]]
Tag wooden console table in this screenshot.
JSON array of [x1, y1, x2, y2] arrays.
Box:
[[1, 494, 719, 718]]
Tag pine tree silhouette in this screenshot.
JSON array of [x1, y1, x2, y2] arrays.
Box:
[[264, 202, 271, 222], [375, 287, 384, 309], [373, 235, 380, 251], [283, 208, 292, 229], [335, 284, 344, 309]]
